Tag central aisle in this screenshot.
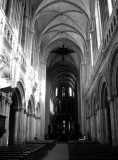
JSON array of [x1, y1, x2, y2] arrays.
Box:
[[41, 143, 69, 160]]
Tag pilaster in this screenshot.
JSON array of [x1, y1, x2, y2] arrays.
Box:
[[108, 94, 118, 146]]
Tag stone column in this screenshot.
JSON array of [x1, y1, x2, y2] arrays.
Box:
[[113, 96, 118, 145], [102, 106, 106, 143], [29, 114, 35, 141], [45, 79, 50, 137], [96, 109, 99, 140], [18, 0, 25, 44], [108, 96, 117, 146], [16, 108, 24, 142], [35, 117, 38, 138], [90, 114, 95, 140], [40, 60, 46, 139], [88, 117, 91, 139], [90, 115, 92, 139], [1, 93, 6, 115], [104, 107, 108, 143], [13, 107, 19, 143], [29, 114, 33, 141], [23, 109, 27, 142], [96, 105, 100, 141], [33, 114, 36, 139], [2, 93, 12, 146], [99, 107, 104, 143], [76, 79, 81, 130], [21, 13, 29, 53], [80, 61, 86, 136], [93, 114, 96, 140], [86, 117, 89, 138], [97, 107, 101, 142], [94, 105, 98, 140], [36, 117, 41, 139], [26, 113, 30, 141]]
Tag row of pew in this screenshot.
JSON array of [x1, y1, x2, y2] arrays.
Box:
[[68, 140, 118, 160], [0, 140, 56, 160]]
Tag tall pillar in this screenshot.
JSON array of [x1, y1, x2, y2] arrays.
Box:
[[29, 114, 34, 141], [28, 114, 36, 141], [38, 118, 41, 139], [76, 79, 81, 130], [45, 79, 50, 137], [80, 61, 86, 136], [96, 105, 100, 141], [17, 108, 24, 142], [23, 109, 27, 142], [2, 93, 12, 146], [13, 108, 19, 143], [33, 114, 36, 139], [108, 96, 117, 146], [26, 113, 30, 141], [92, 114, 96, 140], [40, 60, 46, 139], [35, 117, 41, 139], [102, 107, 106, 143], [28, 114, 32, 141], [113, 96, 118, 145], [94, 105, 98, 140], [97, 107, 101, 142], [99, 107, 104, 142]]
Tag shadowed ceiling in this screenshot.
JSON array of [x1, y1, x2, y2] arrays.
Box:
[[31, 0, 91, 93]]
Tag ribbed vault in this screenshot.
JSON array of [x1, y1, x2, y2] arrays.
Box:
[[32, 0, 91, 95]]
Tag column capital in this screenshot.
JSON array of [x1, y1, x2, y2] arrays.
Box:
[[107, 93, 118, 102], [35, 116, 41, 120], [80, 61, 86, 66], [0, 92, 6, 100], [6, 98, 12, 104], [24, 109, 28, 114], [27, 113, 35, 117], [96, 104, 101, 110], [18, 107, 24, 112]]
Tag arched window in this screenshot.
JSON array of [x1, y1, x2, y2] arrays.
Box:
[[95, 0, 102, 49], [50, 99, 54, 115], [69, 87, 72, 97], [55, 87, 58, 97]]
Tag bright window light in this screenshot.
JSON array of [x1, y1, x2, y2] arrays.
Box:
[[50, 99, 54, 114], [69, 87, 72, 97], [107, 0, 113, 16], [55, 87, 58, 96], [95, 0, 102, 49], [73, 92, 75, 97]]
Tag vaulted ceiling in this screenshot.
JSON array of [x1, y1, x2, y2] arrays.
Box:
[[31, 0, 91, 94]]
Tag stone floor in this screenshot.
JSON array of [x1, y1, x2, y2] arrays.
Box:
[[41, 143, 69, 160]]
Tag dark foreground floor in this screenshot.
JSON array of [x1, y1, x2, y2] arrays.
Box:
[[68, 140, 118, 160], [0, 140, 118, 160], [41, 143, 69, 160], [41, 140, 118, 160]]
